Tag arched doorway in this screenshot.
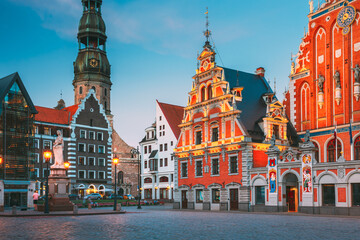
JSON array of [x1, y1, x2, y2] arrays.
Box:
[[283, 173, 299, 212], [118, 188, 124, 196]]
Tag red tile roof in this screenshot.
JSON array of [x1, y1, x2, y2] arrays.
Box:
[[35, 104, 79, 125], [157, 100, 184, 138]]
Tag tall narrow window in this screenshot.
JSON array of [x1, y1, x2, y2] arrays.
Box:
[[229, 156, 238, 174], [313, 141, 320, 162], [355, 137, 360, 160], [181, 162, 188, 178], [104, 88, 107, 96], [327, 139, 341, 162], [212, 127, 219, 142], [273, 125, 280, 139], [212, 158, 219, 175], [196, 160, 203, 177], [201, 87, 206, 102], [207, 85, 212, 100], [195, 131, 202, 145], [352, 183, 360, 206], [79, 86, 83, 94], [92, 86, 96, 92], [212, 189, 220, 203], [301, 83, 310, 130], [118, 171, 124, 184]]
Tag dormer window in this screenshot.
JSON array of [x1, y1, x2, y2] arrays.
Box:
[[273, 124, 280, 139]]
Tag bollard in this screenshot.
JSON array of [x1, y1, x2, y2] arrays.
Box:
[[88, 203, 92, 210], [12, 206, 17, 215], [73, 205, 78, 215], [116, 203, 122, 211]]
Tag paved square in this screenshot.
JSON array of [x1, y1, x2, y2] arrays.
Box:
[[0, 206, 359, 239]]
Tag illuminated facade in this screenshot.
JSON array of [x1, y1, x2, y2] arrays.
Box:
[[173, 25, 300, 211], [282, 0, 360, 214], [0, 73, 37, 210]]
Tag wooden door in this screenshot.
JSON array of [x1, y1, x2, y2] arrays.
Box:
[[230, 189, 239, 210], [181, 190, 188, 209], [287, 189, 296, 212]]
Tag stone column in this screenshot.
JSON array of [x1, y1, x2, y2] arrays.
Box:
[[202, 189, 210, 210], [0, 181, 4, 211], [168, 174, 172, 199], [188, 189, 194, 209], [240, 144, 253, 211], [141, 176, 144, 199], [220, 187, 228, 211], [299, 138, 316, 211], [173, 155, 180, 209], [152, 175, 156, 200], [266, 143, 281, 210]]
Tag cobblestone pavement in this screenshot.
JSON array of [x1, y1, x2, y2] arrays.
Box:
[[0, 206, 359, 240]]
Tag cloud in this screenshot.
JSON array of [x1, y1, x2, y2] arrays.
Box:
[[7, 0, 246, 58], [8, 0, 81, 39]]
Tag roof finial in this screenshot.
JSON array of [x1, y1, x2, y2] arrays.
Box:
[[274, 77, 276, 94], [203, 7, 211, 47]]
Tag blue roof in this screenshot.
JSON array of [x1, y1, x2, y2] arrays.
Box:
[[221, 67, 300, 146], [222, 67, 271, 131]]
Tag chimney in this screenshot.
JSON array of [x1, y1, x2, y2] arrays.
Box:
[[256, 67, 265, 77]]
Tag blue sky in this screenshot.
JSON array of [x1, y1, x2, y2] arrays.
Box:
[[0, 0, 314, 148]]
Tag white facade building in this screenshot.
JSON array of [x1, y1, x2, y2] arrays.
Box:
[[140, 101, 183, 201]]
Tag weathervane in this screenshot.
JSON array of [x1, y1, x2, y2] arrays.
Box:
[[204, 7, 211, 43]]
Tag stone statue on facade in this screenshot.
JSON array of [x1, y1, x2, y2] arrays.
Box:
[[315, 74, 325, 92], [270, 134, 276, 147], [52, 130, 65, 168], [334, 71, 341, 88], [309, 0, 314, 13], [304, 130, 311, 143], [351, 64, 360, 83]]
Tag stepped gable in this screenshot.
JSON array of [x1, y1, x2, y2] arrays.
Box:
[[157, 101, 184, 138]]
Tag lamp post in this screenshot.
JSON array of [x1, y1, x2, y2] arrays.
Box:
[[64, 162, 70, 175], [43, 150, 52, 214], [64, 162, 70, 194], [113, 157, 119, 211], [131, 147, 141, 209]]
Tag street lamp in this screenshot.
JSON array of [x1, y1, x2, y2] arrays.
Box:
[[64, 162, 70, 175], [64, 162, 70, 194], [43, 150, 52, 214], [113, 157, 119, 211], [131, 147, 141, 209]]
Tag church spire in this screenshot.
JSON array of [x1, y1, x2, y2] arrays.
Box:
[[73, 0, 112, 115]]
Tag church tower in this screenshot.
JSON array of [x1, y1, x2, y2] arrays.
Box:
[[73, 0, 111, 116]]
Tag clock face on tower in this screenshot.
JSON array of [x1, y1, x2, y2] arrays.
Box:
[[89, 58, 99, 68], [336, 5, 356, 28]]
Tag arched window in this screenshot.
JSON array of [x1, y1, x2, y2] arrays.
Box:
[[92, 86, 96, 92], [79, 86, 83, 94], [207, 85, 212, 100], [104, 101, 107, 110], [144, 177, 152, 183], [354, 137, 360, 160], [159, 176, 169, 182], [301, 83, 310, 130], [104, 88, 107, 96], [312, 141, 320, 162], [201, 87, 206, 102], [327, 139, 341, 162], [118, 171, 124, 184]]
